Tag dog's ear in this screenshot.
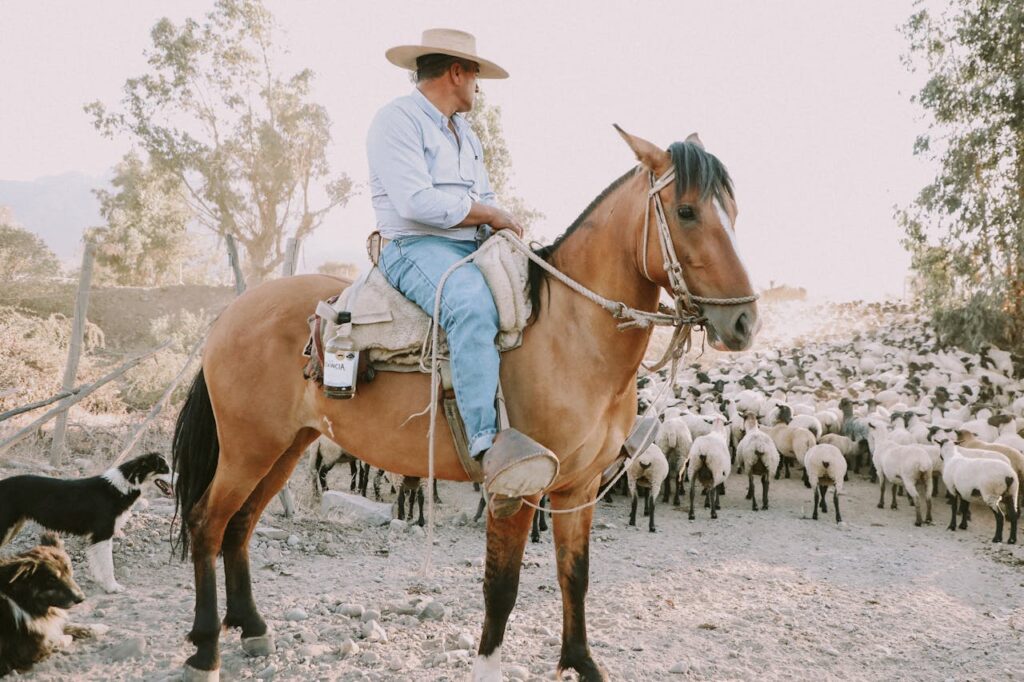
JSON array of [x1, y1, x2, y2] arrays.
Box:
[[6, 557, 40, 583], [39, 532, 64, 550]]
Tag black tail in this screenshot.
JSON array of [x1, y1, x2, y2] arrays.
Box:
[[172, 369, 220, 560]]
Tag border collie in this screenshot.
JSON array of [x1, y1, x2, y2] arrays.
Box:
[[0, 532, 85, 676], [0, 452, 171, 593]]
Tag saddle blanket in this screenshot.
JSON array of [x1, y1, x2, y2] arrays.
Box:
[[305, 234, 532, 379]]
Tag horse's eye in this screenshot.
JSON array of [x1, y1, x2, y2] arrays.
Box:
[[676, 205, 696, 222]]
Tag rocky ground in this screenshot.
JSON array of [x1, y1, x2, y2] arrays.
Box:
[[3, 463, 1023, 681], [3, 299, 1023, 681]]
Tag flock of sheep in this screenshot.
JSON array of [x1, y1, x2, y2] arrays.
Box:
[[314, 302, 1023, 548], [622, 303, 1023, 543]]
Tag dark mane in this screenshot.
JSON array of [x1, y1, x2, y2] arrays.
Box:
[[528, 141, 733, 316]]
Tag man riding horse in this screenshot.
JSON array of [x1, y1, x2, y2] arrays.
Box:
[[367, 28, 557, 515]]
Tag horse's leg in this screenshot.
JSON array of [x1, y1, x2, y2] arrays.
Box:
[[416, 487, 425, 527], [223, 430, 316, 656], [551, 482, 607, 681], [397, 487, 407, 521], [349, 459, 358, 492], [471, 496, 536, 682], [185, 457, 270, 677]]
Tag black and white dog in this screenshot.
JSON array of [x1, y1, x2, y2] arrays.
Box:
[[0, 452, 171, 593]]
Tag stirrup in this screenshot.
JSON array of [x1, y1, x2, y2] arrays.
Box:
[[482, 428, 559, 498], [601, 416, 660, 486]]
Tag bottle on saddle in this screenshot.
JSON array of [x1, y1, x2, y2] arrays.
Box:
[[323, 312, 359, 399]]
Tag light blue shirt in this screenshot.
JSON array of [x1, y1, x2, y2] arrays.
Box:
[[367, 88, 495, 241]]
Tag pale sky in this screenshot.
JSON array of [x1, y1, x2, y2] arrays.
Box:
[[0, 0, 937, 300]]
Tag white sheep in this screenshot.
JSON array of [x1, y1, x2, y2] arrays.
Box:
[[627, 444, 669, 532], [767, 424, 816, 479], [939, 440, 1019, 544], [869, 425, 934, 526], [818, 434, 860, 473], [686, 424, 731, 520], [803, 443, 847, 523], [656, 416, 693, 506], [956, 431, 1024, 506], [735, 413, 780, 511]]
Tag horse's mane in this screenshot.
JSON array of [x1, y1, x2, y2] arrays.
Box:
[[528, 141, 734, 315]]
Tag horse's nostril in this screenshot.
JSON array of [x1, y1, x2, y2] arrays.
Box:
[[735, 312, 750, 338]]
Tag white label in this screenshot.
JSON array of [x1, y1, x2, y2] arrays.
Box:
[[324, 350, 358, 389]]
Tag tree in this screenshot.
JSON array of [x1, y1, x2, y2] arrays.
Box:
[[465, 90, 544, 236], [86, 0, 353, 284], [0, 209, 61, 282], [898, 0, 1024, 350], [86, 152, 193, 286]]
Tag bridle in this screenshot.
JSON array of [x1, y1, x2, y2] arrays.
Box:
[[641, 166, 759, 308], [638, 165, 759, 371]]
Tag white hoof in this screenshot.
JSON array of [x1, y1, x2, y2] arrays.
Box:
[[470, 649, 502, 682], [103, 582, 125, 594], [182, 664, 220, 682], [241, 633, 275, 657]]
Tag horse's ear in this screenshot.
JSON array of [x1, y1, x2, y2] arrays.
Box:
[[685, 132, 704, 149], [613, 124, 670, 174]]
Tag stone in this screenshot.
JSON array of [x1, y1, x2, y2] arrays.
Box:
[[338, 603, 365, 618], [507, 665, 531, 680], [409, 525, 426, 538], [286, 534, 301, 547], [419, 599, 446, 621], [386, 654, 404, 671], [107, 636, 147, 661], [389, 519, 408, 532], [255, 664, 277, 680], [285, 607, 309, 621], [544, 636, 561, 647], [361, 608, 382, 623], [454, 632, 475, 650], [362, 619, 388, 643], [339, 638, 360, 658], [670, 660, 690, 674], [298, 644, 331, 658], [359, 650, 380, 666], [321, 491, 392, 526], [255, 526, 289, 540], [386, 599, 419, 616]]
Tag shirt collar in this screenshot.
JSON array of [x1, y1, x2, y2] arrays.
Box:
[[411, 88, 466, 131]]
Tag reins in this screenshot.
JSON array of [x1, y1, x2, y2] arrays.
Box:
[[418, 166, 758, 571]]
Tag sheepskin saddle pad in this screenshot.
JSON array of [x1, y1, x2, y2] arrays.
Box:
[[304, 235, 531, 379]]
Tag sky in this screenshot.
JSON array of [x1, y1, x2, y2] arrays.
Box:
[[0, 0, 938, 300]]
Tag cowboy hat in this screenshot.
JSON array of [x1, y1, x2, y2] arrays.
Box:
[[385, 28, 509, 79]]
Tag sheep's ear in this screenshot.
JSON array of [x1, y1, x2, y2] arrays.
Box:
[[685, 132, 704, 149], [613, 124, 670, 175]]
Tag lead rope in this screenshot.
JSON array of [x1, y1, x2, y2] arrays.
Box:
[[419, 229, 695, 574]]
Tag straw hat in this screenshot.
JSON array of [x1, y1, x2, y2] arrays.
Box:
[[385, 28, 509, 79]]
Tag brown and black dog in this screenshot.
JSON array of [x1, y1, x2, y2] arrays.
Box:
[[0, 533, 86, 677]]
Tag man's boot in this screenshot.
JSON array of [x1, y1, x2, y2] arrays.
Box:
[[483, 428, 559, 518]]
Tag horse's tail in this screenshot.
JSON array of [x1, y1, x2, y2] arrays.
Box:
[[172, 369, 220, 561]]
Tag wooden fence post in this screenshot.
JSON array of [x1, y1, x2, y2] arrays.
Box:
[[50, 242, 95, 464], [225, 234, 246, 295], [276, 237, 300, 517]]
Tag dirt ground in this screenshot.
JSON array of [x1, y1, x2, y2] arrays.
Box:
[[3, 460, 1023, 682], [3, 300, 1023, 681]]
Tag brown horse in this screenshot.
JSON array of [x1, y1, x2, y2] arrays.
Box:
[[172, 128, 758, 681]]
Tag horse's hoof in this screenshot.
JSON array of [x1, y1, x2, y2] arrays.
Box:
[[183, 664, 220, 682], [241, 634, 275, 657]]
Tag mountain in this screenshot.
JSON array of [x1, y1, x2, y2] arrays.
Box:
[[0, 171, 108, 260]]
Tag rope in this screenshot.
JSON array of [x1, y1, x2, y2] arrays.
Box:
[[419, 230, 693, 574]]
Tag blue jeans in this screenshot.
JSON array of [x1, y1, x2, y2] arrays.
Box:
[[379, 236, 499, 456]]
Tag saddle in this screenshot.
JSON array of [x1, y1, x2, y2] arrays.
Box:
[[303, 233, 533, 481]]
